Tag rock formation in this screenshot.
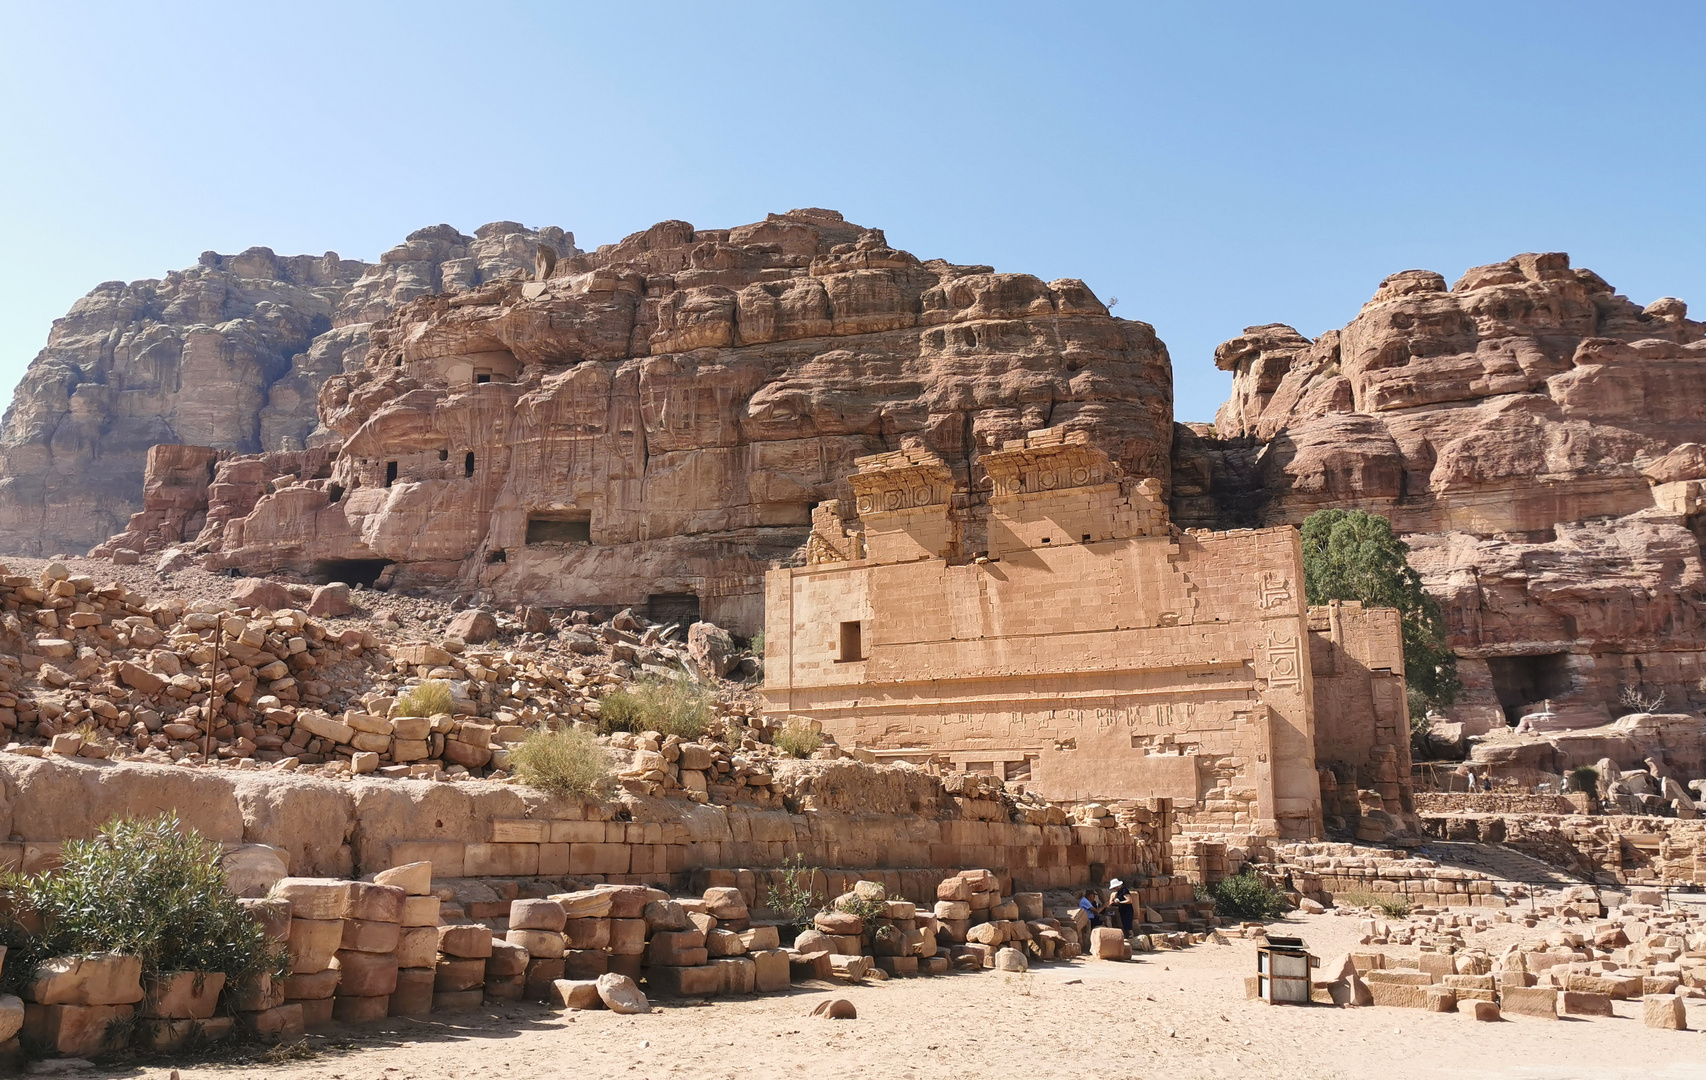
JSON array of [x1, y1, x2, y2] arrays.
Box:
[[0, 223, 574, 556], [1179, 253, 1706, 732], [97, 209, 1173, 633]]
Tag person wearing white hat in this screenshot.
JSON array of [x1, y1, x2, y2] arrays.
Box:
[[1109, 877, 1134, 936]]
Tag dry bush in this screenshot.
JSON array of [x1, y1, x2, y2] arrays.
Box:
[[773, 720, 823, 759], [395, 680, 454, 717], [509, 725, 612, 799], [597, 676, 712, 740], [1619, 685, 1665, 713]]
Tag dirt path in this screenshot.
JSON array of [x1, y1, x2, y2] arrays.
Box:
[[85, 912, 1704, 1080]]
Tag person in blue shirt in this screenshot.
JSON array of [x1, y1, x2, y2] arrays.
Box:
[[1077, 889, 1102, 926]]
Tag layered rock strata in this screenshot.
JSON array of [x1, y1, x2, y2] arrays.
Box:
[[1180, 253, 1706, 732], [0, 223, 573, 556], [102, 210, 1171, 633]]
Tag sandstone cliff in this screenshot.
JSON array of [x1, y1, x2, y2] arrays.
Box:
[[1179, 253, 1706, 732], [0, 223, 574, 556], [97, 209, 1172, 633]]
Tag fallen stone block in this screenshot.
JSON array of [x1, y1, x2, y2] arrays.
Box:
[[334, 951, 399, 998], [143, 971, 227, 1019], [648, 964, 721, 998], [1467, 1000, 1502, 1021], [23, 1002, 134, 1056], [1500, 986, 1558, 1020], [596, 972, 650, 1014], [289, 918, 344, 973], [433, 989, 484, 1011], [331, 994, 390, 1023], [388, 969, 435, 1018], [1644, 994, 1689, 1030], [553, 979, 604, 1009], [1560, 991, 1613, 1016]]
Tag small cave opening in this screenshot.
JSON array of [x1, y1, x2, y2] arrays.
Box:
[[385, 461, 398, 487], [465, 452, 476, 478], [327, 481, 345, 504], [1486, 652, 1572, 725], [526, 512, 592, 545], [647, 593, 700, 625], [310, 558, 394, 587]]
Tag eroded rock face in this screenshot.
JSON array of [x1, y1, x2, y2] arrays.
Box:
[[1183, 253, 1706, 732], [152, 209, 1170, 632], [0, 224, 574, 556]]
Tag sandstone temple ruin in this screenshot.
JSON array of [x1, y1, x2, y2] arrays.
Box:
[[762, 427, 1413, 841]]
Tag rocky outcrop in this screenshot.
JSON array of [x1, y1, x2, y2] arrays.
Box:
[[104, 209, 1171, 633], [0, 223, 574, 556], [1181, 253, 1706, 734]]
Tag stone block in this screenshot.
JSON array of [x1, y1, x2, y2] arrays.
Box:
[[465, 843, 539, 877], [739, 926, 782, 952], [714, 956, 757, 994], [505, 928, 565, 958], [282, 968, 341, 1001], [26, 953, 144, 1006], [648, 964, 722, 997], [143, 971, 226, 1019], [1467, 1000, 1501, 1021], [438, 923, 495, 958], [1644, 994, 1688, 1030], [1090, 927, 1127, 960], [1500, 986, 1558, 1019], [238, 1002, 305, 1041], [488, 939, 530, 978], [389, 968, 435, 1018], [563, 950, 611, 981], [345, 881, 406, 923], [332, 994, 390, 1023], [435, 958, 487, 993], [341, 919, 402, 954], [401, 895, 441, 927], [525, 957, 566, 999], [752, 948, 791, 992], [333, 951, 399, 998], [596, 972, 651, 1014], [609, 918, 648, 956], [1560, 991, 1613, 1016], [22, 1002, 133, 1056], [555, 889, 616, 918], [374, 861, 434, 895], [398, 926, 440, 970], [511, 898, 569, 932], [553, 978, 604, 1009], [646, 929, 708, 967], [274, 878, 348, 920], [288, 918, 343, 974], [486, 974, 525, 1000]]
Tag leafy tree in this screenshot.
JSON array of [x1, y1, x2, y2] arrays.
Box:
[[1300, 509, 1461, 726]]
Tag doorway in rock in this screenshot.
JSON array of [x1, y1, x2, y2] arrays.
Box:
[[309, 558, 394, 587], [647, 593, 700, 626], [1486, 653, 1572, 725]]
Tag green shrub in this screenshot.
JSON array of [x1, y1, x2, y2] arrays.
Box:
[[765, 855, 821, 939], [597, 676, 712, 740], [0, 814, 288, 995], [773, 720, 823, 759], [1337, 889, 1412, 918], [509, 725, 612, 799], [395, 680, 454, 717], [1199, 870, 1291, 921], [1569, 765, 1599, 794]]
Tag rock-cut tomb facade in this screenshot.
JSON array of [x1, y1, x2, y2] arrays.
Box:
[[762, 427, 1414, 842]]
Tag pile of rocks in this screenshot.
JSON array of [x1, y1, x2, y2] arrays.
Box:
[[1315, 884, 1703, 1030], [0, 559, 812, 791]]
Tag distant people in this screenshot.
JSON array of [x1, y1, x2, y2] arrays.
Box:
[[1481, 774, 1493, 793], [1466, 769, 1478, 792], [1110, 877, 1135, 936]]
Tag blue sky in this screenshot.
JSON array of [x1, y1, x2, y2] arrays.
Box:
[[1, 1, 1701, 423]]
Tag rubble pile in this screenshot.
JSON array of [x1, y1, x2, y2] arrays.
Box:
[[1309, 884, 1704, 1029], [0, 559, 802, 789], [1274, 841, 1510, 908]]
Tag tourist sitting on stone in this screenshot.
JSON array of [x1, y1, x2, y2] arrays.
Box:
[[1078, 889, 1103, 926]]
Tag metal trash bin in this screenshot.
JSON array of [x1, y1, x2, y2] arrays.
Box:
[[1256, 935, 1317, 1004]]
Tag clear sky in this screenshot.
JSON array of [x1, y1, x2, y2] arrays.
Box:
[[1, 1, 1701, 423]]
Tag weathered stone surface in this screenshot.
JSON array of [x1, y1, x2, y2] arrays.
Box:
[[95, 210, 1168, 636], [25, 953, 143, 1006], [0, 224, 569, 557], [1186, 254, 1706, 728], [594, 972, 650, 1014]]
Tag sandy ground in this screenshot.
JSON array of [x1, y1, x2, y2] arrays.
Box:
[[78, 911, 1704, 1080]]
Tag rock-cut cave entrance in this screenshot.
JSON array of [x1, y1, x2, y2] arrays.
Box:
[[310, 558, 394, 588], [1486, 652, 1572, 725]]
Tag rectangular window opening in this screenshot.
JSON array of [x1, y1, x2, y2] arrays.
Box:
[[475, 373, 492, 384], [384, 461, 398, 487], [464, 452, 475, 477], [838, 620, 863, 662], [526, 512, 592, 545]]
